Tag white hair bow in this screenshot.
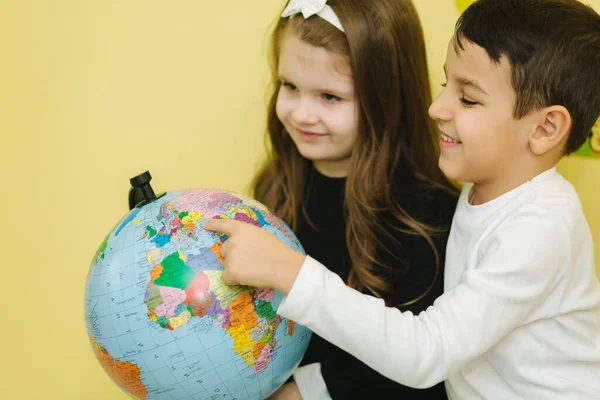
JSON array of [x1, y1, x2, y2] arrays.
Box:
[[281, 0, 345, 32]]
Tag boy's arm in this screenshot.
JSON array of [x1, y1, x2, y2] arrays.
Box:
[[277, 211, 569, 388]]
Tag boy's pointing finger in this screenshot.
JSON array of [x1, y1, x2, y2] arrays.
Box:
[[203, 219, 242, 235]]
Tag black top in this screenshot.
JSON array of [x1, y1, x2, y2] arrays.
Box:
[[295, 167, 458, 399]]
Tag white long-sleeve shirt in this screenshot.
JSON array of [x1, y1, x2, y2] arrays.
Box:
[[278, 167, 600, 399]]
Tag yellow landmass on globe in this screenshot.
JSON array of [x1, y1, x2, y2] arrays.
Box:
[[226, 324, 256, 367], [146, 248, 162, 264], [226, 206, 258, 220], [181, 211, 203, 224], [169, 308, 192, 329], [204, 270, 253, 309], [177, 249, 187, 263]]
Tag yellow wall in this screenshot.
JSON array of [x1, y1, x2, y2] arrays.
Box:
[[2, 1, 598, 398]]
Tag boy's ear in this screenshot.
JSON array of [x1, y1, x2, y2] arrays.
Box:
[[529, 105, 571, 155]]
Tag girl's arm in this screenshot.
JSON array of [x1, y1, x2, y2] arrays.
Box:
[[268, 382, 303, 400], [293, 201, 451, 399], [292, 363, 331, 399]]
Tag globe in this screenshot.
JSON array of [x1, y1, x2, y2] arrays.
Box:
[[84, 185, 311, 400]]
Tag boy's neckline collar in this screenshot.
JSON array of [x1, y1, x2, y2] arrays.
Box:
[[466, 167, 557, 208]]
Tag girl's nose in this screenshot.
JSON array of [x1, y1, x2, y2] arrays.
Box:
[[291, 100, 319, 125]]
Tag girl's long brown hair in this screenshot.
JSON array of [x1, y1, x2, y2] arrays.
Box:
[[253, 0, 458, 304]]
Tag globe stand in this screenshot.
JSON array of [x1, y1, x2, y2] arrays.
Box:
[[128, 171, 166, 210]]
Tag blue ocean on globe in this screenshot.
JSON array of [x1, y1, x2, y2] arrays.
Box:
[[84, 188, 311, 400]]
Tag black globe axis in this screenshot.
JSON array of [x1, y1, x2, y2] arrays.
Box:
[[128, 170, 166, 210]]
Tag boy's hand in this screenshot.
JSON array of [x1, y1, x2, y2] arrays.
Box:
[[203, 219, 305, 294]]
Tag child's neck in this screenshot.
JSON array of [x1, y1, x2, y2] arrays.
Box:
[[470, 159, 557, 205], [313, 160, 350, 178]]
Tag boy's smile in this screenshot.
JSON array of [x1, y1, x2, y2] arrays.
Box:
[[440, 132, 462, 147], [429, 36, 541, 204]]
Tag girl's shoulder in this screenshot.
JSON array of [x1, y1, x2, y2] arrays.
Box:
[[395, 179, 459, 226]]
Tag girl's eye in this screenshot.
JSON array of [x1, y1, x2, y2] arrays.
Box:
[[460, 97, 479, 106], [282, 82, 298, 91], [441, 82, 447, 87], [323, 93, 341, 102]]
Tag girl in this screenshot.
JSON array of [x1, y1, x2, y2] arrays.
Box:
[[213, 0, 457, 398]]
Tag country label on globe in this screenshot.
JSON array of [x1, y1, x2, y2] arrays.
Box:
[[85, 189, 311, 400]]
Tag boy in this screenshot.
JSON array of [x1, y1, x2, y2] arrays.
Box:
[[205, 0, 600, 398]]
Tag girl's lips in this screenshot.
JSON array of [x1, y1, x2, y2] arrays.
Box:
[[297, 129, 326, 141]]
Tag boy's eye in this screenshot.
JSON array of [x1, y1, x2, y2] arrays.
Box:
[[460, 97, 479, 106], [323, 93, 341, 102]]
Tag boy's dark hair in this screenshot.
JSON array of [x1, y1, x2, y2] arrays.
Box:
[[456, 0, 600, 154]]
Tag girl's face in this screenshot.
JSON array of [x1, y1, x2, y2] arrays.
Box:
[[276, 33, 358, 178]]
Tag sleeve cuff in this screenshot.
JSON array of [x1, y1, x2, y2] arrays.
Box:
[[293, 363, 332, 400], [277, 255, 325, 324]]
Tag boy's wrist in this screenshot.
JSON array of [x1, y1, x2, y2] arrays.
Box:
[[274, 251, 305, 295]]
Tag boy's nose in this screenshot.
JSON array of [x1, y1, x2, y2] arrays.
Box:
[[429, 94, 452, 122]]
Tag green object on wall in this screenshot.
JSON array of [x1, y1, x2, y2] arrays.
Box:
[[574, 120, 600, 158], [455, 0, 475, 13]]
